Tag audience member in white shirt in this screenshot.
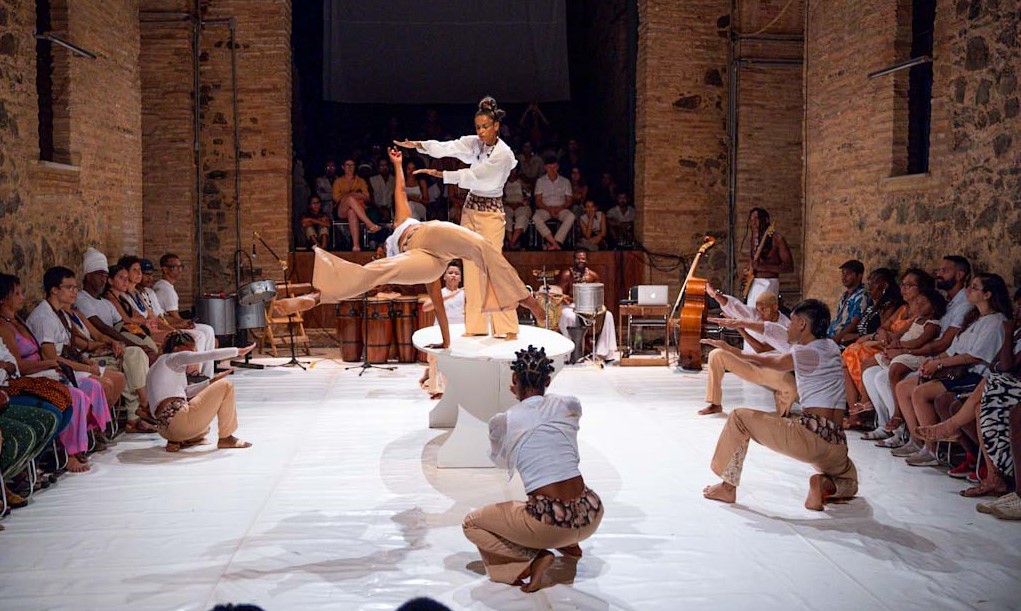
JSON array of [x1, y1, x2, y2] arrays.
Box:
[[502, 167, 531, 250], [532, 155, 575, 250], [419, 263, 465, 398]]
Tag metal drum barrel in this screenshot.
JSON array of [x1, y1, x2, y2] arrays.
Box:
[[573, 282, 604, 315], [236, 301, 266, 330], [195, 295, 237, 335]]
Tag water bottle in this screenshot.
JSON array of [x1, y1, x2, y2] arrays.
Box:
[[634, 328, 643, 353]]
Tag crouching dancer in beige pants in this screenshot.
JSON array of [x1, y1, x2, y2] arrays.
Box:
[[146, 331, 256, 452], [463, 346, 604, 593], [701, 299, 859, 511], [313, 147, 545, 349]]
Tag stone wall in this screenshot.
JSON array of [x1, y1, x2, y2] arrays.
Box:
[[0, 0, 143, 301], [804, 0, 1021, 303], [140, 0, 292, 305], [634, 0, 805, 300]]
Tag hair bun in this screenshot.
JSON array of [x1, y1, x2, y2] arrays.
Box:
[[477, 96, 506, 122]]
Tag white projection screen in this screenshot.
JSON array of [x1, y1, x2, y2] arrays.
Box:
[[323, 1, 570, 104]]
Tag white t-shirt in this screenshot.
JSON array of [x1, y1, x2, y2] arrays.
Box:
[[489, 393, 583, 492], [606, 205, 635, 224], [142, 287, 166, 317], [153, 279, 180, 313], [940, 289, 975, 334], [147, 347, 239, 411], [25, 301, 71, 354], [534, 175, 572, 209], [76, 291, 123, 327], [385, 218, 422, 258], [433, 287, 465, 325], [946, 312, 1007, 375], [369, 173, 395, 210], [790, 338, 846, 409], [503, 179, 526, 205]]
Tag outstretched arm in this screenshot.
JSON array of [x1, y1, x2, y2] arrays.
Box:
[[426, 280, 451, 349], [388, 147, 413, 226]]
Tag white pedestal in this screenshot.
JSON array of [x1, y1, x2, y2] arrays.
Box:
[[413, 324, 574, 468]]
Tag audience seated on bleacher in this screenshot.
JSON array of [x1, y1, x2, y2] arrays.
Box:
[[568, 166, 589, 218], [532, 154, 575, 251], [401, 157, 430, 222], [332, 158, 381, 251], [314, 159, 338, 220], [300, 195, 332, 249], [576, 199, 607, 252], [502, 167, 531, 250], [368, 156, 396, 222], [605, 191, 635, 249], [516, 140, 544, 192]]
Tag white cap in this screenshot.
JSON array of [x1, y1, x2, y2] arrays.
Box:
[[83, 247, 109, 275]]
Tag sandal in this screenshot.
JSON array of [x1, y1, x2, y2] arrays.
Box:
[[917, 421, 961, 442], [883, 416, 904, 433], [960, 478, 1008, 498], [848, 401, 875, 416]]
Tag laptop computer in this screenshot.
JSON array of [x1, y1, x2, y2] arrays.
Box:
[[636, 285, 669, 306]]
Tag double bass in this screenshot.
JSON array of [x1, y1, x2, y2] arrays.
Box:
[[669, 236, 716, 370]]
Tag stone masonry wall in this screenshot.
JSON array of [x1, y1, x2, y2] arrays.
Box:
[[0, 0, 142, 302], [804, 0, 1021, 304]]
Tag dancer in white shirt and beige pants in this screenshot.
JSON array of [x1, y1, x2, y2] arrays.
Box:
[[464, 345, 604, 593], [147, 331, 255, 452], [396, 96, 520, 339]]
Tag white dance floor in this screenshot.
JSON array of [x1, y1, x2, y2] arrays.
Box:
[[1, 358, 1019, 610]]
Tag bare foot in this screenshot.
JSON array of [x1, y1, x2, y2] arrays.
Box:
[[557, 544, 583, 558], [520, 550, 555, 593], [66, 454, 91, 473], [703, 482, 736, 504], [805, 474, 836, 511], [217, 435, 252, 449], [698, 404, 723, 415], [502, 333, 518, 341]]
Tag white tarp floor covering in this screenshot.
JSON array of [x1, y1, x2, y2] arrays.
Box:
[[1, 359, 1019, 610]]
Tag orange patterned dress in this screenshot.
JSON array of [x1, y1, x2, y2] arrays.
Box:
[[842, 304, 913, 393]]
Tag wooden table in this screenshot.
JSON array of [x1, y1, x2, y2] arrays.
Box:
[[618, 304, 671, 367]]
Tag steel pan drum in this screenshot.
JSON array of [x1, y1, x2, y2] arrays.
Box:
[[238, 279, 277, 306], [236, 301, 266, 330], [573, 282, 604, 315], [195, 295, 237, 335]]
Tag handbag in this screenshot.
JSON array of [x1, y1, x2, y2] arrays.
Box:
[[921, 364, 970, 382]]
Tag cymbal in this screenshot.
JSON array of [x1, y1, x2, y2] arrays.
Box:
[[531, 269, 560, 279]]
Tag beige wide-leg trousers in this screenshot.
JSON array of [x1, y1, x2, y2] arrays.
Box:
[[160, 379, 238, 442], [705, 348, 799, 416], [463, 500, 603, 584], [313, 222, 529, 313], [461, 208, 519, 336], [710, 408, 858, 499]]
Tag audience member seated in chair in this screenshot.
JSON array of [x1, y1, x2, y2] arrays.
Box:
[[314, 159, 339, 220], [503, 167, 531, 250], [892, 273, 1010, 468], [606, 192, 635, 248], [300, 195, 331, 249], [419, 262, 465, 399], [860, 281, 944, 440], [332, 158, 382, 251], [532, 155, 575, 251], [576, 199, 607, 252], [401, 157, 430, 222], [700, 285, 794, 416], [555, 250, 618, 363], [147, 332, 254, 453], [828, 259, 870, 347]]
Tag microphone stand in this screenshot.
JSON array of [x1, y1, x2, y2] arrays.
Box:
[[345, 254, 396, 376], [255, 232, 309, 370]]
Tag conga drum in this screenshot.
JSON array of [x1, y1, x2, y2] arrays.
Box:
[[365, 297, 393, 363], [392, 297, 419, 363], [417, 295, 435, 363], [336, 298, 364, 362]]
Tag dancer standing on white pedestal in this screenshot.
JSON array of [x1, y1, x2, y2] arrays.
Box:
[[313, 147, 545, 350], [395, 96, 520, 339], [463, 345, 603, 592]]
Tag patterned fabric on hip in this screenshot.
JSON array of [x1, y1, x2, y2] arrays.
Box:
[[526, 487, 602, 528], [153, 397, 188, 431], [464, 192, 505, 213], [979, 372, 1021, 478], [797, 412, 847, 445]]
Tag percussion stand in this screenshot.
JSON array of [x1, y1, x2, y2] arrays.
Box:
[[344, 292, 396, 376], [255, 233, 310, 370], [574, 311, 601, 368]]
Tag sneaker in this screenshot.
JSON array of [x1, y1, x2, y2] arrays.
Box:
[[862, 428, 892, 441], [977, 492, 1020, 515], [947, 454, 976, 479], [966, 462, 988, 484], [876, 425, 908, 449], [991, 493, 1021, 520], [905, 447, 940, 467], [891, 441, 923, 457]]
